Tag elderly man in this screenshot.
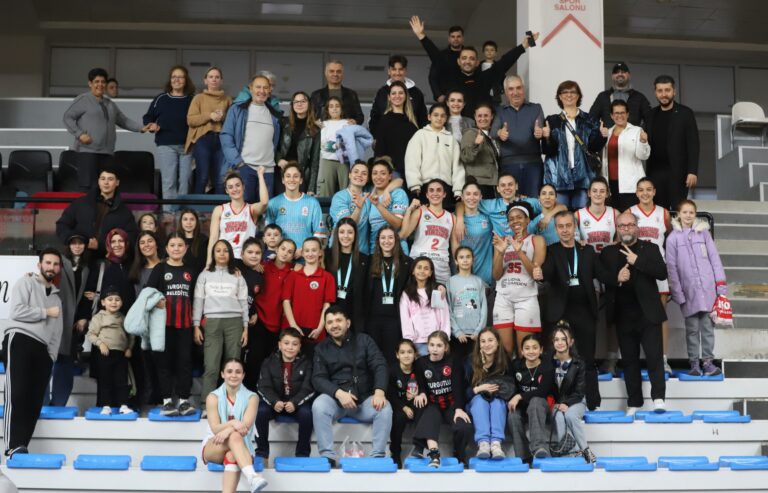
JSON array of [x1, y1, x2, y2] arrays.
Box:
[[368, 55, 428, 137], [490, 76, 546, 198], [310, 61, 364, 125], [311, 306, 392, 467], [600, 211, 668, 416], [588, 62, 651, 128]]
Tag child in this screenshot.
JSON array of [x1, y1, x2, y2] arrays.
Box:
[[387, 339, 425, 468], [467, 328, 514, 460], [86, 286, 134, 415], [447, 246, 487, 364], [262, 224, 283, 261], [399, 257, 450, 356], [256, 328, 314, 458], [508, 334, 554, 462], [444, 90, 475, 143], [318, 96, 351, 196], [550, 322, 596, 463], [178, 208, 209, 274], [412, 331, 473, 467], [666, 199, 726, 377], [238, 238, 265, 391]]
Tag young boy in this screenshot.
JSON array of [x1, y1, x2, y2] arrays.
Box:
[[481, 41, 502, 104], [239, 237, 266, 391], [86, 286, 134, 415], [255, 328, 314, 458], [262, 224, 283, 262]]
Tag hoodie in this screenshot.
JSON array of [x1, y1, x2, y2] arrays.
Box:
[[2, 273, 63, 361]]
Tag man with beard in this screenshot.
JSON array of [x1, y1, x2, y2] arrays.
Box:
[[2, 248, 63, 458], [588, 62, 651, 128], [600, 212, 668, 417]]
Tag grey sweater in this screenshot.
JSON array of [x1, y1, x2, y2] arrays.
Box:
[[192, 267, 248, 327], [1, 273, 63, 361], [447, 273, 487, 337], [62, 92, 143, 154]]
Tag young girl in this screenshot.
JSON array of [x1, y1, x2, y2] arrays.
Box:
[[387, 339, 425, 468], [492, 201, 546, 355], [508, 334, 554, 461], [325, 218, 369, 331], [447, 246, 487, 364], [454, 180, 493, 287], [138, 212, 159, 234], [666, 199, 726, 377], [202, 358, 267, 493], [282, 237, 336, 346], [129, 231, 163, 295], [193, 240, 249, 399], [467, 328, 515, 460], [576, 177, 617, 253], [178, 208, 209, 274], [87, 287, 134, 415], [550, 322, 596, 463], [238, 238, 265, 391], [630, 177, 672, 373], [400, 179, 455, 285], [399, 257, 450, 356], [318, 96, 350, 197], [366, 226, 411, 363], [444, 90, 475, 143], [146, 233, 197, 416], [405, 103, 464, 202], [412, 331, 473, 467]]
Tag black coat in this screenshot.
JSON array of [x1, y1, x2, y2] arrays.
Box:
[[541, 242, 611, 322], [309, 86, 364, 125], [588, 88, 652, 128], [646, 101, 700, 177], [550, 354, 586, 407], [257, 351, 315, 407], [312, 332, 388, 401], [369, 84, 427, 139], [324, 251, 369, 333], [428, 45, 461, 101], [364, 254, 412, 321], [600, 240, 668, 325]]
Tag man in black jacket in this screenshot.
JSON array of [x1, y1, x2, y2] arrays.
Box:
[[536, 211, 610, 410], [588, 62, 651, 128], [55, 167, 137, 257], [312, 306, 391, 465], [427, 25, 464, 102], [600, 211, 668, 415], [309, 61, 364, 125], [645, 74, 700, 209]]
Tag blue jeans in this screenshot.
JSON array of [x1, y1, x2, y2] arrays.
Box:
[[557, 189, 587, 210], [469, 394, 507, 444], [414, 343, 429, 357], [500, 161, 543, 198], [312, 393, 392, 460], [191, 132, 225, 194], [239, 166, 274, 204], [43, 355, 74, 407], [156, 144, 193, 212], [552, 401, 588, 450]]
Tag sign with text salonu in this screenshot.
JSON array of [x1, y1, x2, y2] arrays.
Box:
[[0, 256, 43, 320]]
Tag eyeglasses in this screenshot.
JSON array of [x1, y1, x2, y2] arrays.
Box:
[[616, 223, 637, 230], [293, 99, 308, 105], [170, 76, 186, 80], [559, 90, 578, 95], [612, 111, 628, 116]]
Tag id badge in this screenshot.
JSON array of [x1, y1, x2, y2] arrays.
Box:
[[569, 277, 580, 287], [337, 289, 347, 299], [382, 296, 394, 305]]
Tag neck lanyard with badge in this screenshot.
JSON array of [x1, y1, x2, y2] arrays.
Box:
[[337, 256, 352, 299], [381, 261, 395, 305], [568, 247, 579, 287]]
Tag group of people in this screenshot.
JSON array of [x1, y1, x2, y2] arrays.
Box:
[[4, 14, 726, 493]]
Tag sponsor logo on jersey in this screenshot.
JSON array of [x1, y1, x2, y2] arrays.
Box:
[[164, 273, 173, 281], [481, 220, 488, 229], [424, 369, 433, 379], [301, 207, 309, 216], [309, 281, 319, 290], [424, 225, 449, 239], [442, 365, 451, 377]]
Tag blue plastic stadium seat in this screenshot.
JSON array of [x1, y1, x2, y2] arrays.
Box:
[[634, 410, 683, 420], [658, 456, 709, 468], [620, 369, 669, 381], [140, 455, 197, 471], [703, 414, 751, 423], [669, 462, 720, 471], [338, 416, 362, 424], [469, 457, 523, 468], [540, 460, 594, 472], [719, 456, 768, 468], [275, 414, 299, 424], [191, 368, 203, 378], [208, 457, 264, 472], [596, 456, 656, 471], [84, 407, 139, 421], [405, 457, 463, 472], [40, 406, 78, 420], [340, 457, 398, 473], [675, 370, 725, 382], [207, 462, 225, 472], [597, 372, 613, 381], [0, 405, 4, 418], [74, 455, 131, 470], [472, 457, 529, 472], [7, 453, 66, 469], [274, 457, 331, 472], [692, 410, 739, 420], [584, 411, 633, 424], [72, 365, 84, 376], [0, 362, 5, 373], [644, 413, 694, 423], [533, 457, 586, 469], [148, 407, 201, 422]]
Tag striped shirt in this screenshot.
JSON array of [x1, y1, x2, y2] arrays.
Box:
[[460, 211, 493, 286], [329, 188, 372, 255], [147, 263, 196, 329]]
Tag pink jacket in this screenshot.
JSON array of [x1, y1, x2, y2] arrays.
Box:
[[399, 288, 450, 343]]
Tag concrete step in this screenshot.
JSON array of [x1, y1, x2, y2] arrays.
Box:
[[730, 295, 768, 318], [707, 212, 768, 226], [733, 313, 768, 329], [724, 266, 768, 284], [716, 223, 768, 241], [721, 253, 768, 267]]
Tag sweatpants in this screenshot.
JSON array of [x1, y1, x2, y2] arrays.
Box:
[[244, 322, 279, 392], [152, 327, 193, 400], [201, 317, 243, 398], [413, 404, 473, 462], [366, 315, 401, 365], [95, 350, 129, 407], [685, 311, 716, 360], [4, 332, 53, 453], [255, 400, 313, 458], [617, 315, 665, 407]]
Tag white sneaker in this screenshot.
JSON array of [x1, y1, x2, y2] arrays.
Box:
[[653, 399, 666, 413], [663, 356, 673, 375], [625, 407, 638, 417], [100, 406, 112, 415], [249, 475, 268, 493], [118, 405, 134, 414]]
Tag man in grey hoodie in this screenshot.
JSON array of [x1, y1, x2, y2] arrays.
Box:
[[2, 248, 63, 459]]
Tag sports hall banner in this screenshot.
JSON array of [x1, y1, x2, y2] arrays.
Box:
[[0, 256, 40, 319]]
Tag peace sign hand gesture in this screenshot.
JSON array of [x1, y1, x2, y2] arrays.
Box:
[[620, 244, 637, 265]]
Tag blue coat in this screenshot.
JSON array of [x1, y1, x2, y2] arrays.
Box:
[[220, 98, 282, 170], [124, 287, 167, 351], [542, 110, 606, 191], [335, 124, 373, 164]]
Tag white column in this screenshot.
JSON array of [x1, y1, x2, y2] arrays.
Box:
[[516, 0, 605, 117]]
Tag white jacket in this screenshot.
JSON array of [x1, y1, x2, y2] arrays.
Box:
[[601, 122, 650, 194], [404, 125, 464, 196]]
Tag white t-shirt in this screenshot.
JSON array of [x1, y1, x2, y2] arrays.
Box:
[[241, 103, 274, 168], [320, 119, 350, 161]]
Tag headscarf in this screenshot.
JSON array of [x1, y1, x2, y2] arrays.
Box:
[[105, 228, 129, 264]]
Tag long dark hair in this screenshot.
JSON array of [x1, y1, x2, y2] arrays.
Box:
[[129, 230, 162, 284], [327, 217, 360, 273], [207, 239, 237, 274], [322, 96, 345, 120], [550, 320, 579, 358], [403, 256, 438, 305], [471, 327, 509, 386], [164, 65, 196, 96], [177, 209, 203, 255], [289, 90, 319, 137], [64, 236, 90, 271], [370, 225, 403, 278]]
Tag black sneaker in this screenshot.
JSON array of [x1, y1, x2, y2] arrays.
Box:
[[178, 401, 196, 416], [325, 457, 337, 469], [427, 448, 441, 468], [6, 446, 28, 459], [161, 401, 179, 416], [582, 447, 597, 464]]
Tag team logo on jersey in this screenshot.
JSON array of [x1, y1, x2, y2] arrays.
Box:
[[301, 207, 309, 216], [309, 281, 319, 290], [481, 220, 488, 229], [442, 365, 451, 377], [164, 273, 173, 281], [223, 211, 231, 218], [583, 220, 591, 227], [396, 380, 403, 388], [279, 207, 287, 215], [424, 369, 433, 379], [515, 372, 522, 381], [424, 214, 431, 221], [183, 272, 192, 282], [254, 286, 260, 295]]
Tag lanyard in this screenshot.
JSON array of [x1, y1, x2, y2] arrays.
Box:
[[337, 256, 352, 290], [567, 247, 579, 279], [381, 262, 396, 296]]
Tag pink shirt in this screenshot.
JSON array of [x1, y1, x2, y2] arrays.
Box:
[[399, 288, 451, 343]]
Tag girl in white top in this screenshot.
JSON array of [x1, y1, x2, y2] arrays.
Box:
[[400, 179, 454, 285], [207, 168, 268, 263], [317, 96, 351, 197], [202, 358, 267, 493], [576, 177, 617, 253]]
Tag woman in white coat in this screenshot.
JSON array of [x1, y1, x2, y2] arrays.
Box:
[[600, 100, 651, 211]]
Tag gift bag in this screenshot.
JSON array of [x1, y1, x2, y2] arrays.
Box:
[[711, 295, 734, 329], [338, 436, 365, 458]]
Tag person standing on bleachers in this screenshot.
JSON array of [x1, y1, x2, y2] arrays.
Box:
[[588, 62, 652, 129], [62, 68, 152, 191], [2, 248, 63, 459], [309, 60, 365, 126]]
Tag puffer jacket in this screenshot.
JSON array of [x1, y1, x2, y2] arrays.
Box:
[[335, 125, 373, 164], [124, 287, 167, 351], [666, 217, 727, 317], [542, 110, 606, 191]]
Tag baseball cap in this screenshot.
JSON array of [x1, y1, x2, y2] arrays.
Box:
[[612, 62, 630, 73]]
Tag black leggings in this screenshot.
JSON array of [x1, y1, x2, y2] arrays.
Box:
[[152, 327, 193, 400], [366, 315, 401, 364], [414, 404, 473, 462]]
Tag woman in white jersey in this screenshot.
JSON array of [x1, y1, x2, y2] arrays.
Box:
[[202, 358, 267, 493], [400, 179, 454, 285], [207, 168, 269, 264], [491, 201, 546, 356], [630, 177, 672, 373]]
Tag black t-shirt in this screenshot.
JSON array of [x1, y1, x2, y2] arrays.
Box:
[[387, 364, 425, 410], [651, 109, 672, 165], [286, 118, 307, 161], [236, 260, 264, 318], [416, 354, 465, 411], [370, 257, 399, 318], [147, 262, 196, 329], [511, 357, 554, 408]]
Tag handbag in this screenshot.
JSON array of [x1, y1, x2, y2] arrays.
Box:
[[560, 113, 603, 174], [549, 409, 579, 457]]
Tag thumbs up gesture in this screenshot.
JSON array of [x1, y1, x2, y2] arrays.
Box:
[[474, 129, 484, 145], [542, 120, 551, 139], [533, 119, 543, 139], [498, 122, 509, 142], [639, 129, 648, 143], [599, 119, 609, 138], [618, 263, 631, 283], [532, 261, 543, 281]]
